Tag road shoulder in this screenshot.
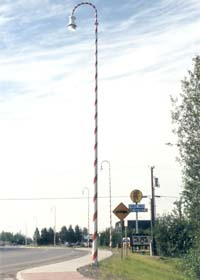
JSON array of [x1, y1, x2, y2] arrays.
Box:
[[17, 248, 112, 280]]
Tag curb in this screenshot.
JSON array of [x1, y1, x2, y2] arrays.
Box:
[[16, 249, 112, 280]]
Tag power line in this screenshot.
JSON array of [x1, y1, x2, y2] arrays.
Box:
[[0, 195, 179, 201], [0, 196, 127, 201]]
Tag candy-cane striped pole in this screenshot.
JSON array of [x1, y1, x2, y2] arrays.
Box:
[[68, 2, 99, 265]]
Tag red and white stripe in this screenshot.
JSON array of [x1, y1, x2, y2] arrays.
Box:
[[93, 4, 98, 266], [71, 2, 98, 265]]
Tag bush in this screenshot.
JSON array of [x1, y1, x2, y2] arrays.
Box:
[[183, 234, 200, 280], [154, 213, 193, 257]]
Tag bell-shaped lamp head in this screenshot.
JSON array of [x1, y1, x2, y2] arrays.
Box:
[[68, 15, 77, 31]]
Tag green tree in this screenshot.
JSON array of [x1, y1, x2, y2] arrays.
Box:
[[183, 235, 200, 280], [74, 225, 82, 243], [99, 229, 109, 247], [171, 56, 200, 228], [0, 231, 31, 245], [0, 231, 13, 243], [82, 227, 88, 237], [59, 226, 68, 244], [155, 202, 193, 257], [171, 56, 200, 279], [40, 228, 49, 245], [13, 232, 26, 245], [68, 225, 75, 243], [33, 227, 40, 245], [99, 228, 121, 248], [111, 231, 121, 248], [47, 227, 54, 245]]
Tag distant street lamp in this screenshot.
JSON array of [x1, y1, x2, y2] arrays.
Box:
[[24, 222, 28, 246], [101, 160, 112, 249], [68, 2, 99, 265], [51, 206, 56, 246], [33, 216, 38, 246], [82, 187, 90, 247]]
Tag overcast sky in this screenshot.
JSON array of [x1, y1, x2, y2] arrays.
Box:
[[0, 0, 200, 237]]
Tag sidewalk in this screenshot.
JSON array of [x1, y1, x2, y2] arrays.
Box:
[[17, 249, 112, 280]]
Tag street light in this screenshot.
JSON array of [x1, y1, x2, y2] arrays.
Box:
[[101, 160, 112, 249], [51, 206, 56, 246], [68, 2, 99, 265], [82, 187, 90, 247], [33, 216, 38, 246], [24, 222, 28, 246]]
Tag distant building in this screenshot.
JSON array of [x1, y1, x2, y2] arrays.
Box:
[[115, 220, 151, 251], [115, 220, 151, 233]]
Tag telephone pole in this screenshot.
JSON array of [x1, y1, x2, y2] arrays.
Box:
[[150, 166, 157, 255]]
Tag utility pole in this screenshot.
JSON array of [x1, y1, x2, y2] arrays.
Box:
[[150, 166, 157, 255]]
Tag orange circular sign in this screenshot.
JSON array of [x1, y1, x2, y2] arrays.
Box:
[[130, 189, 143, 203]]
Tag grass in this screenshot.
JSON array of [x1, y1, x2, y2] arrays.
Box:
[[96, 250, 188, 280]]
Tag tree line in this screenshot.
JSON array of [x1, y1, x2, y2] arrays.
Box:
[[0, 225, 88, 246], [154, 55, 200, 280], [33, 225, 86, 245], [0, 225, 122, 248], [0, 231, 32, 245]]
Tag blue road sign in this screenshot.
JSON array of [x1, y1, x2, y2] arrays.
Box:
[[131, 208, 148, 212], [129, 204, 145, 210]]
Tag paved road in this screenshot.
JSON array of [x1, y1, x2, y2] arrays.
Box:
[[0, 246, 88, 279]]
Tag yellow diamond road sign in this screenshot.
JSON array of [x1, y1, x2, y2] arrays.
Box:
[[113, 202, 130, 221]]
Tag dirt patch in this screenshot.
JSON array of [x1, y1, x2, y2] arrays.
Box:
[[77, 264, 122, 280], [78, 264, 100, 279]]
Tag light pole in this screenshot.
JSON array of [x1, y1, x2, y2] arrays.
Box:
[[101, 160, 112, 249], [68, 2, 99, 265], [24, 222, 28, 246], [82, 187, 90, 247], [33, 216, 38, 246], [51, 206, 56, 246]]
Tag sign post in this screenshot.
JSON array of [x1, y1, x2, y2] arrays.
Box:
[[113, 202, 129, 259], [130, 190, 143, 234], [124, 220, 128, 257]]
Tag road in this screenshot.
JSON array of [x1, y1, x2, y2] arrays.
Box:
[[0, 246, 88, 279]]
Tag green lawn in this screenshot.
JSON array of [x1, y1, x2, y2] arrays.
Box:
[[97, 251, 187, 280]]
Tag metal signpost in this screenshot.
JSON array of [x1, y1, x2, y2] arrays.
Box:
[[113, 202, 129, 259], [130, 190, 143, 234]]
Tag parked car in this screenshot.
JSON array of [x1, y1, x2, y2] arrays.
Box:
[[64, 242, 73, 247]]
